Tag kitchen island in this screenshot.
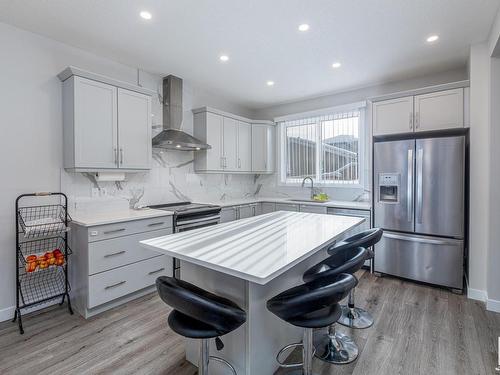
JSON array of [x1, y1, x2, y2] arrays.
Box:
[[141, 211, 364, 375]]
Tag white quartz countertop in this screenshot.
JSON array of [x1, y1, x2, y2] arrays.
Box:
[[202, 197, 371, 211], [71, 208, 174, 227], [140, 211, 364, 284]]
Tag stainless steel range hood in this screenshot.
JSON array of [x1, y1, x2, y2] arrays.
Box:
[[152, 75, 211, 151]]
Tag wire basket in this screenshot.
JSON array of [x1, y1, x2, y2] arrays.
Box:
[[18, 236, 72, 271], [19, 266, 70, 306], [18, 204, 71, 238]]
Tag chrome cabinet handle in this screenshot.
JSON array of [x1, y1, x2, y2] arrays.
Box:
[[105, 280, 126, 290], [415, 112, 420, 129], [104, 250, 126, 258], [409, 112, 413, 130], [238, 158, 241, 168], [147, 222, 165, 227], [416, 148, 423, 224], [407, 149, 413, 222], [114, 147, 118, 165], [148, 268, 165, 275], [119, 148, 124, 165], [103, 228, 126, 235]]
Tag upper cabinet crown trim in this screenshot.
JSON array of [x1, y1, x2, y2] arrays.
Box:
[[192, 106, 274, 125], [58, 66, 155, 97], [370, 80, 469, 103]]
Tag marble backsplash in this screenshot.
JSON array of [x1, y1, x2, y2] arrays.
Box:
[[62, 148, 367, 214]]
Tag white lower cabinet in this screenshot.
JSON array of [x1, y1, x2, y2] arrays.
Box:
[[299, 204, 327, 214], [261, 202, 276, 214], [70, 216, 173, 318], [220, 203, 260, 223], [220, 206, 238, 223], [275, 203, 299, 212]]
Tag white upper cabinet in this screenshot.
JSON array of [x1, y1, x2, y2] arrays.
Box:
[[223, 117, 238, 170], [193, 107, 274, 174], [237, 121, 252, 172], [372, 87, 466, 136], [62, 72, 153, 171], [372, 96, 414, 136], [117, 89, 152, 169], [414, 88, 464, 132], [68, 77, 118, 169], [252, 124, 274, 173]]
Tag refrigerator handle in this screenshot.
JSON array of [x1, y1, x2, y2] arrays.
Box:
[[416, 148, 423, 224], [384, 233, 459, 246], [407, 148, 413, 222]]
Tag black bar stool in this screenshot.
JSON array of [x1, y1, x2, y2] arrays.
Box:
[[156, 276, 246, 375], [329, 228, 383, 329], [302, 246, 367, 364], [267, 273, 357, 375]]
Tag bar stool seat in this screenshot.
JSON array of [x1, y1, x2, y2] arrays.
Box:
[[328, 228, 383, 330], [267, 273, 357, 375], [156, 276, 246, 375]]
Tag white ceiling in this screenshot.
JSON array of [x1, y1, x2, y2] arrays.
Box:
[[0, 0, 498, 109]]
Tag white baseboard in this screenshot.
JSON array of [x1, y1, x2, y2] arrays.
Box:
[[468, 288, 487, 302], [0, 306, 15, 323], [486, 298, 500, 313]]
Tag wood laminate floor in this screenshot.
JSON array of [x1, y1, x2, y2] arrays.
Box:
[[0, 271, 499, 375]]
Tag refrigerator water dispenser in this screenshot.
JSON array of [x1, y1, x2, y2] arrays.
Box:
[[378, 173, 399, 203]]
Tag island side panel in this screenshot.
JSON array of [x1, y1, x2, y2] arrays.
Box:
[[246, 248, 329, 375], [181, 261, 248, 375]]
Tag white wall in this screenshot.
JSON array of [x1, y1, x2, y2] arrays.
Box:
[[0, 21, 254, 319], [468, 42, 491, 300]]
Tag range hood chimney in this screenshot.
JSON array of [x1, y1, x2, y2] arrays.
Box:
[[152, 75, 211, 151]]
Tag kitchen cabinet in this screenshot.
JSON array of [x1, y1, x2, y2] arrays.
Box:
[[372, 87, 466, 136], [372, 96, 413, 136], [414, 88, 464, 132], [193, 109, 259, 173], [300, 204, 327, 214], [62, 75, 152, 171], [239, 203, 258, 219], [261, 202, 276, 214], [275, 203, 299, 212], [220, 204, 259, 223], [220, 206, 238, 223], [237, 121, 252, 171], [70, 215, 173, 318], [252, 124, 274, 173]]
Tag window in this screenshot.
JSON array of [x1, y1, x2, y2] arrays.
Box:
[[279, 106, 364, 185]]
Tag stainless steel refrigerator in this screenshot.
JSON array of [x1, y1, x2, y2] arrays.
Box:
[[373, 135, 465, 290]]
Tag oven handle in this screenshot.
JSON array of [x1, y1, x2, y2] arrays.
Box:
[[176, 215, 220, 226], [176, 219, 220, 231]]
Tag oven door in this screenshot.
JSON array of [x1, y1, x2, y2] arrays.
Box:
[[172, 214, 220, 278]]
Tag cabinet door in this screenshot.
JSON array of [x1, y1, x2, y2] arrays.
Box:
[[300, 204, 327, 214], [220, 207, 237, 223], [261, 202, 275, 214], [372, 96, 414, 136], [239, 204, 257, 219], [74, 77, 117, 168], [223, 117, 238, 170], [117, 89, 151, 169], [252, 124, 273, 172], [237, 121, 252, 171], [414, 88, 464, 132], [275, 203, 299, 212], [205, 112, 224, 170]]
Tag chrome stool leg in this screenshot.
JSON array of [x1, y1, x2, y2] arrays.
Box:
[[276, 328, 320, 375], [199, 338, 237, 375], [337, 288, 374, 329], [313, 324, 358, 364]]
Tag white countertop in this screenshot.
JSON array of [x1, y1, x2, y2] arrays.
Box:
[[202, 197, 371, 211], [140, 211, 364, 284], [71, 208, 174, 227]]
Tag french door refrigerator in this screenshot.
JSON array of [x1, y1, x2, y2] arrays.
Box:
[[374, 136, 465, 290]]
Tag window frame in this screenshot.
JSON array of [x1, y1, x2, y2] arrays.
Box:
[[278, 105, 366, 188]]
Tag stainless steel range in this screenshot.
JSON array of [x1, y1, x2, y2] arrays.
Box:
[[148, 202, 221, 277]]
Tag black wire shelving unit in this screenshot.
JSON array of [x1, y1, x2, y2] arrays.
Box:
[[13, 192, 73, 334]]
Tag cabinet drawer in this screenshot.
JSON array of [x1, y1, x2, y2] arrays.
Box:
[[299, 204, 327, 214], [87, 216, 173, 242], [88, 256, 170, 308], [88, 228, 172, 275], [275, 203, 299, 212]]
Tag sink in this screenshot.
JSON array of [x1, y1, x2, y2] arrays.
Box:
[[287, 199, 330, 203]]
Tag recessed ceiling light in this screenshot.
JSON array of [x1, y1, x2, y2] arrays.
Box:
[[140, 11, 152, 20], [426, 35, 439, 43], [267, 81, 275, 86], [331, 62, 341, 69], [219, 55, 229, 62], [298, 24, 310, 32]]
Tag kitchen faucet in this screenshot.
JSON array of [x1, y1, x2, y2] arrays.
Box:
[[301, 177, 315, 199]]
